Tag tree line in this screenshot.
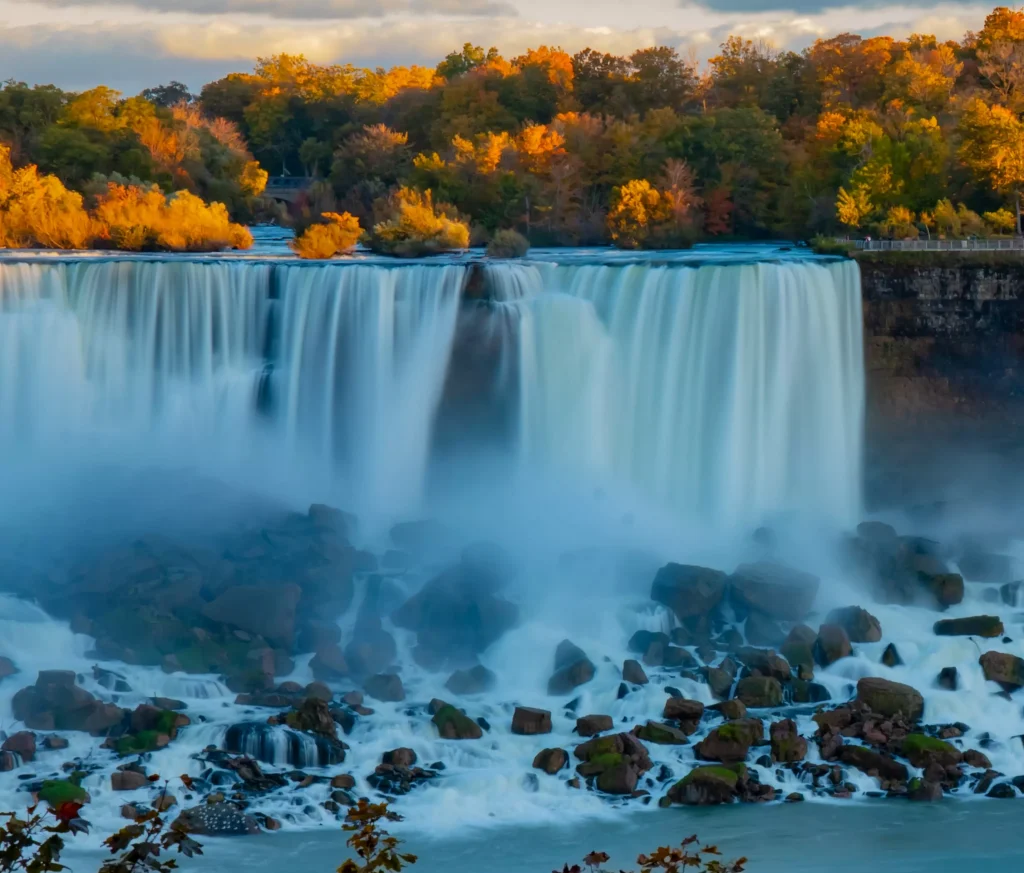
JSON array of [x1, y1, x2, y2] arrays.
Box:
[[4, 6, 1024, 248]]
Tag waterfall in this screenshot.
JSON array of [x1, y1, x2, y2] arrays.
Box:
[[506, 259, 864, 526]]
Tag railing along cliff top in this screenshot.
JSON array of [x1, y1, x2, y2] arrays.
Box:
[[856, 238, 1024, 251]]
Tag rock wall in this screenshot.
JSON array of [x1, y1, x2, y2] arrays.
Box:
[[861, 258, 1024, 430]]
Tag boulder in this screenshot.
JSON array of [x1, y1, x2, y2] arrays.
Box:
[[734, 676, 783, 709], [695, 719, 764, 763], [576, 714, 613, 737], [574, 732, 652, 794], [667, 764, 745, 805], [173, 802, 260, 836], [963, 749, 992, 769], [770, 719, 807, 763], [837, 745, 908, 782], [900, 734, 962, 769], [933, 616, 1004, 638], [789, 680, 830, 704], [532, 748, 567, 774], [936, 667, 958, 691], [924, 574, 965, 608], [702, 667, 734, 700], [445, 665, 496, 696], [813, 625, 852, 667], [296, 620, 342, 653], [663, 698, 704, 734], [728, 562, 819, 620], [634, 721, 690, 745], [856, 677, 924, 721], [362, 673, 405, 703], [309, 644, 349, 682], [979, 651, 1024, 689], [825, 607, 882, 643], [880, 643, 903, 668], [622, 659, 648, 685], [908, 779, 943, 802], [958, 551, 1013, 584], [857, 521, 897, 543], [0, 657, 17, 679], [382, 748, 417, 768], [548, 641, 596, 695], [709, 699, 747, 720], [744, 613, 785, 647], [12, 671, 127, 735], [344, 627, 397, 679], [1000, 582, 1021, 607], [1, 731, 36, 763], [512, 707, 552, 735], [643, 643, 698, 670], [432, 700, 483, 740], [650, 564, 727, 620], [111, 770, 148, 791], [201, 584, 301, 649], [284, 698, 337, 739], [735, 648, 791, 682], [628, 631, 669, 654]]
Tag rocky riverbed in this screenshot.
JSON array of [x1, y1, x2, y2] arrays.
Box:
[[1, 497, 1023, 840]]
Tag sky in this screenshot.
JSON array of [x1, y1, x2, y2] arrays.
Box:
[[0, 0, 994, 94]]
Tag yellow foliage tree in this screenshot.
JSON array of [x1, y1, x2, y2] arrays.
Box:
[[369, 187, 469, 257], [883, 205, 918, 239], [290, 211, 363, 259], [984, 207, 1016, 234], [835, 185, 873, 231], [0, 145, 93, 248]]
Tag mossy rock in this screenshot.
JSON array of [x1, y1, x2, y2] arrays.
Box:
[[588, 752, 627, 770], [115, 730, 165, 756], [635, 721, 689, 745], [432, 704, 482, 740], [38, 779, 89, 807], [681, 763, 746, 786], [902, 733, 961, 767]]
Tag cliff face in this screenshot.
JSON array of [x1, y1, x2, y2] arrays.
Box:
[[860, 258, 1024, 431]]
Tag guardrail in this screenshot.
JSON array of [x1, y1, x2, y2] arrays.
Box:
[[854, 238, 1024, 251]]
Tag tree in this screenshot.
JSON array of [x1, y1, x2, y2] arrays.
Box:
[[958, 98, 1024, 233], [436, 43, 501, 80], [836, 185, 872, 230], [141, 82, 194, 108]]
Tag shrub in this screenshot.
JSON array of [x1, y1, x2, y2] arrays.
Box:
[[809, 235, 857, 256], [607, 179, 697, 250], [290, 211, 363, 259], [983, 208, 1016, 236], [369, 187, 469, 257], [486, 228, 530, 258]]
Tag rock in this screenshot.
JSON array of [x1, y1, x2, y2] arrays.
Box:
[[825, 607, 882, 643], [0, 657, 16, 679], [628, 631, 669, 654], [770, 720, 807, 763], [979, 651, 1024, 689], [695, 719, 764, 763], [331, 774, 356, 790], [663, 698, 704, 733], [987, 783, 1017, 799], [445, 665, 496, 696], [857, 521, 897, 543], [710, 699, 747, 720], [813, 625, 852, 667], [789, 680, 831, 704], [735, 648, 791, 682], [959, 551, 1013, 584], [922, 574, 965, 609], [362, 673, 404, 703], [43, 736, 69, 750], [856, 677, 924, 721], [512, 707, 552, 735], [936, 667, 959, 691], [1000, 582, 1021, 607], [344, 626, 397, 680], [837, 746, 908, 781], [548, 641, 596, 695], [284, 698, 338, 739], [934, 616, 1004, 638], [634, 721, 690, 745], [735, 676, 783, 709], [574, 732, 653, 794], [296, 620, 342, 654], [173, 802, 260, 836], [305, 682, 333, 702], [644, 643, 698, 670], [963, 749, 992, 769], [201, 584, 301, 649], [779, 626, 816, 676], [576, 715, 613, 737], [908, 779, 943, 801], [667, 764, 744, 805], [392, 562, 518, 666], [382, 748, 417, 768], [111, 770, 149, 791], [785, 792, 805, 803], [901, 734, 962, 769], [880, 643, 903, 668], [533, 748, 568, 774], [622, 659, 648, 685], [650, 564, 727, 620], [12, 671, 127, 735], [744, 613, 785, 647], [1, 731, 36, 762], [702, 667, 733, 700], [432, 704, 483, 740], [728, 562, 820, 621], [310, 645, 349, 681]]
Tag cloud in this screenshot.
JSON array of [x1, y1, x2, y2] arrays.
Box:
[[8, 0, 517, 20], [685, 0, 941, 12]]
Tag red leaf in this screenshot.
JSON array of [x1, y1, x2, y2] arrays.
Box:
[[53, 803, 83, 825]]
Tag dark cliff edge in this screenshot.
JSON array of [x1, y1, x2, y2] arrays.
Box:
[[860, 257, 1024, 509]]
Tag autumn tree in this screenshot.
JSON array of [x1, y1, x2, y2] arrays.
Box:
[[958, 97, 1024, 233]]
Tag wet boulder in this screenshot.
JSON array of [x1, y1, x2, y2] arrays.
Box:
[[837, 745, 908, 782], [432, 703, 483, 740], [201, 584, 301, 650], [728, 562, 819, 621], [622, 659, 648, 685], [12, 671, 127, 735], [735, 648, 791, 682], [362, 673, 405, 703], [663, 698, 704, 734], [744, 613, 785, 648], [533, 748, 568, 774], [576, 714, 613, 737], [780, 625, 816, 675], [1001, 582, 1021, 607], [634, 721, 690, 745], [770, 719, 807, 763], [309, 644, 349, 681], [1, 731, 36, 763], [173, 802, 260, 836], [978, 651, 1024, 689], [855, 677, 924, 721], [283, 697, 338, 739], [936, 667, 958, 691], [880, 643, 903, 668], [813, 625, 852, 667], [111, 770, 148, 791], [512, 707, 552, 735], [695, 719, 764, 763], [445, 665, 496, 696], [0, 657, 17, 680], [825, 607, 882, 643], [709, 699, 747, 720], [734, 676, 783, 709], [667, 764, 745, 805], [547, 641, 596, 695], [650, 564, 727, 621], [908, 778, 943, 801], [702, 666, 734, 700], [900, 734, 962, 769], [574, 732, 652, 794], [933, 616, 1004, 638]]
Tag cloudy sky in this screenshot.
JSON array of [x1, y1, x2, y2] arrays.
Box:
[[0, 0, 992, 94]]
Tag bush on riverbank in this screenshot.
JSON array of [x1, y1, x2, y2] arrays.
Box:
[[290, 211, 363, 259], [368, 187, 469, 257], [486, 228, 530, 258], [809, 236, 857, 256], [0, 146, 252, 252]]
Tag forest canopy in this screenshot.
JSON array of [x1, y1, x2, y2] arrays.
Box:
[[4, 6, 1024, 248]]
